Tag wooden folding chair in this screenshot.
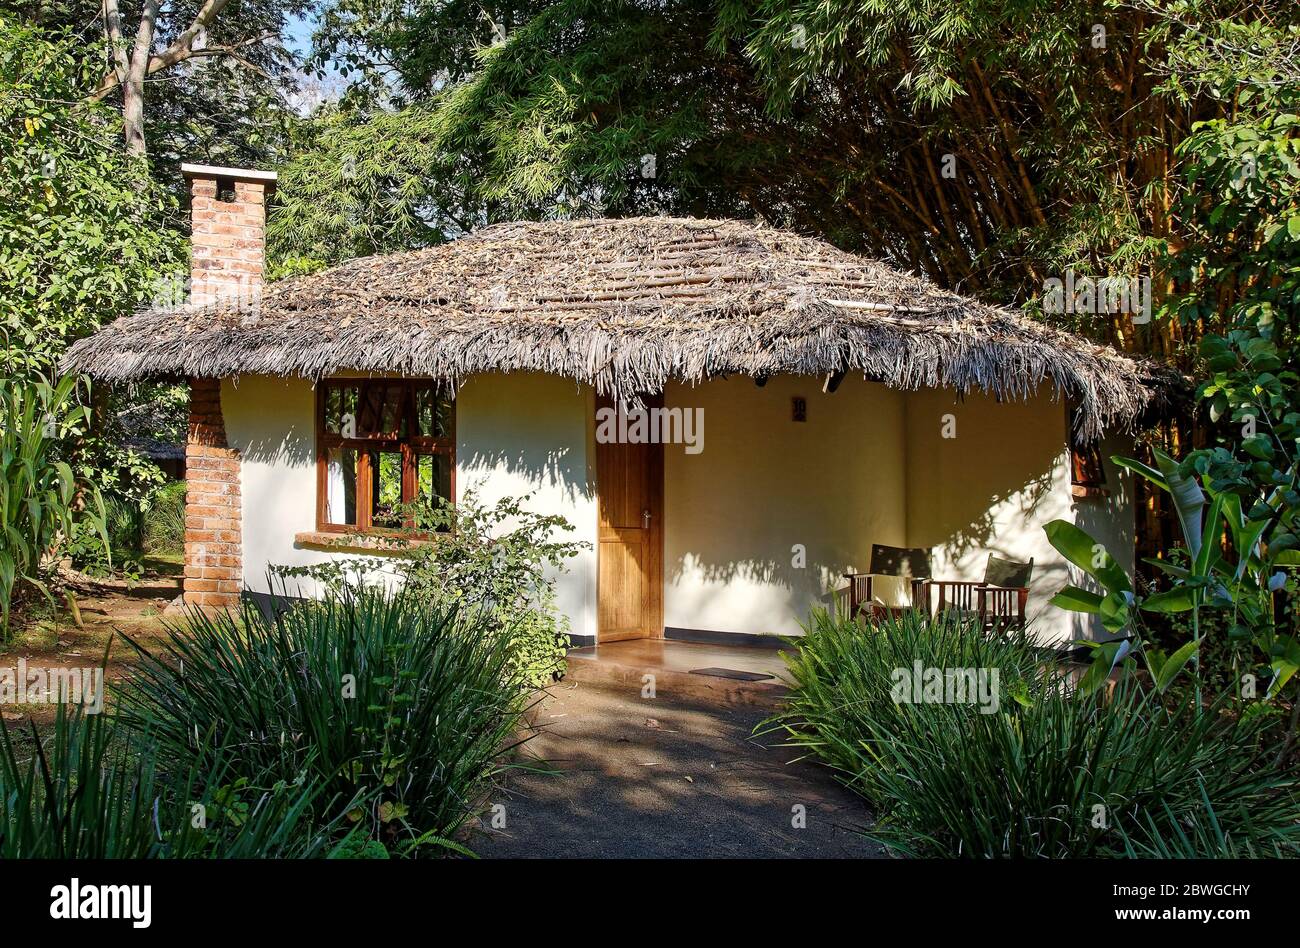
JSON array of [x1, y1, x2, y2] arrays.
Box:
[[924, 554, 1034, 632], [843, 544, 932, 620]]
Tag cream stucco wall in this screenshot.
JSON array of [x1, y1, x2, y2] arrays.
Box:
[[660, 379, 1133, 644], [663, 376, 909, 637], [453, 374, 598, 642], [221, 373, 598, 641], [222, 371, 1131, 648], [903, 388, 1134, 643]]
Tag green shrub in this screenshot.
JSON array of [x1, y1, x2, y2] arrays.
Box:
[[0, 374, 106, 637], [274, 490, 585, 687], [67, 494, 144, 578], [118, 584, 535, 856], [768, 609, 1300, 858], [67, 480, 186, 576], [0, 704, 347, 858]]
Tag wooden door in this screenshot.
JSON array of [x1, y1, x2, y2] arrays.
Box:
[[596, 396, 664, 641]]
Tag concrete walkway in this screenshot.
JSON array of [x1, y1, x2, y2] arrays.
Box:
[[470, 677, 884, 858]]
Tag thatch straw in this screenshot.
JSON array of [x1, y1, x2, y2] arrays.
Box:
[[63, 217, 1180, 439]]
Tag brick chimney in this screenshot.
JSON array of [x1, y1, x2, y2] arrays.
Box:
[[177, 164, 276, 612], [181, 163, 276, 307]]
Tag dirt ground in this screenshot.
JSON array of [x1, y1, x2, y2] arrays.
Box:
[[0, 560, 180, 725], [469, 680, 884, 859], [4, 573, 883, 858]]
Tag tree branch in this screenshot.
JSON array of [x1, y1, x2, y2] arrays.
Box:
[[100, 0, 129, 85], [89, 0, 243, 102]]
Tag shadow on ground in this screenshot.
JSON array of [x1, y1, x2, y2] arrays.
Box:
[[470, 680, 885, 859]]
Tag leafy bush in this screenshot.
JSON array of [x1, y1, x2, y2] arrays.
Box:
[[66, 493, 145, 579], [768, 610, 1300, 858], [0, 19, 184, 382], [275, 490, 586, 687], [0, 704, 347, 859], [0, 374, 106, 637], [67, 480, 186, 576], [118, 584, 535, 856]]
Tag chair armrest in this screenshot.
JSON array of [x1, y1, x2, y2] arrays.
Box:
[[842, 573, 875, 616]]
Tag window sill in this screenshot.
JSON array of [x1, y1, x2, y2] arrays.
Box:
[[293, 531, 438, 554]]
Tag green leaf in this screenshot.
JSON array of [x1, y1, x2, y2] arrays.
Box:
[[1152, 449, 1207, 558], [1113, 455, 1167, 489], [1043, 519, 1131, 594], [1154, 639, 1200, 693], [1139, 587, 1197, 613], [1049, 586, 1104, 613], [1193, 493, 1226, 578], [1077, 639, 1131, 696], [1267, 636, 1300, 700], [1099, 591, 1131, 633]]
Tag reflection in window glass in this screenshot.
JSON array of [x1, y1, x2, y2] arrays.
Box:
[[370, 448, 405, 528], [324, 385, 360, 437], [318, 379, 454, 533], [414, 386, 453, 438], [415, 452, 452, 508], [358, 382, 407, 437], [324, 446, 358, 525]]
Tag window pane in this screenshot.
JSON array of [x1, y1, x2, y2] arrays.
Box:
[[324, 446, 359, 525], [414, 386, 453, 438], [323, 385, 361, 437], [369, 448, 405, 528], [358, 382, 407, 437], [415, 452, 452, 510]]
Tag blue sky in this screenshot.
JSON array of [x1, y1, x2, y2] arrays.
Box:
[[284, 12, 317, 58]]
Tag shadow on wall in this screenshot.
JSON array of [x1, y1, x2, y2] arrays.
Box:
[[235, 426, 315, 467], [668, 553, 844, 615], [222, 377, 316, 468], [662, 376, 910, 632], [666, 463, 1064, 622], [459, 445, 593, 507], [662, 379, 1077, 635], [918, 468, 1058, 562]]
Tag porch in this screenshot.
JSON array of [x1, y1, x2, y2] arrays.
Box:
[[565, 638, 792, 708]]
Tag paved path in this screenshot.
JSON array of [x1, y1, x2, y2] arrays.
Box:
[[470, 679, 884, 858]]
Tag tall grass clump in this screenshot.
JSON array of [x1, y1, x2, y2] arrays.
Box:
[[769, 609, 1300, 858], [143, 480, 186, 555], [0, 703, 348, 858], [119, 584, 535, 856]]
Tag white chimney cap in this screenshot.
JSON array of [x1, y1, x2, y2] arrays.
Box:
[[180, 163, 278, 193]]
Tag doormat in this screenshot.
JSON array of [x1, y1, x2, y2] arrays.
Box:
[[689, 667, 775, 682]]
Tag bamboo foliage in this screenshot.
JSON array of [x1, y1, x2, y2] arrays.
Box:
[[391, 0, 1295, 365]]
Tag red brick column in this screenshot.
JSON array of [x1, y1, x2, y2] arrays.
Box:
[[183, 378, 242, 609], [176, 164, 273, 611]]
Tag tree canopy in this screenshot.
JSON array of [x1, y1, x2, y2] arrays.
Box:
[[0, 14, 184, 378]]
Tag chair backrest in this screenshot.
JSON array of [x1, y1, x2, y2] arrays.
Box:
[[868, 544, 933, 580], [983, 554, 1033, 588]]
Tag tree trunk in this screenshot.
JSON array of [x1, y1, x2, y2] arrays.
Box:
[[122, 73, 147, 157]]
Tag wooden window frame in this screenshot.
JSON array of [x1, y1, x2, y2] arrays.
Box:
[[315, 379, 455, 534], [1068, 406, 1109, 499]]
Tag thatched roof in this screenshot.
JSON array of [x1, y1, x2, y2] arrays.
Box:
[[64, 217, 1178, 439]]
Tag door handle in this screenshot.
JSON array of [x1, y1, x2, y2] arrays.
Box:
[[642, 509, 652, 528]]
